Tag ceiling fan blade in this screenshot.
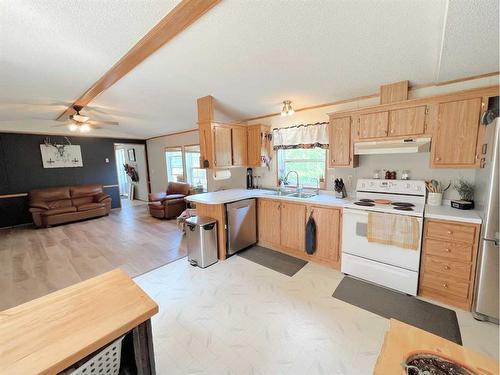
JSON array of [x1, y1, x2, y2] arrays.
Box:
[[87, 120, 119, 126]]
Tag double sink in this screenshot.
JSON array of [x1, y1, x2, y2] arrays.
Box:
[[270, 190, 317, 199]]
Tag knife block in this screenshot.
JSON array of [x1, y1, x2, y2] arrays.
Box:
[[335, 186, 347, 199]]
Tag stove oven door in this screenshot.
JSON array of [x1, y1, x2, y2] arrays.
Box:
[[342, 208, 423, 271]]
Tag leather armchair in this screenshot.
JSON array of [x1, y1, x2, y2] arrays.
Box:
[[148, 182, 190, 219]]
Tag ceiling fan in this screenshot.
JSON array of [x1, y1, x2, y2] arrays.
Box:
[[55, 105, 119, 133]]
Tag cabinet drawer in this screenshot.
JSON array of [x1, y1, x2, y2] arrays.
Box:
[[423, 255, 472, 281], [425, 221, 476, 244], [420, 273, 470, 300], [424, 239, 473, 262]]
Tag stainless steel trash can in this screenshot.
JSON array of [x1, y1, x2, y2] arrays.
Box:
[[186, 216, 218, 268]]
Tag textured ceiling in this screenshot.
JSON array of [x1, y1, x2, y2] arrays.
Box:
[[0, 0, 498, 139], [437, 0, 499, 81]]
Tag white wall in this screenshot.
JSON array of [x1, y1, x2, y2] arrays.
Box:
[[114, 143, 149, 201], [146, 130, 247, 193], [247, 76, 498, 199]]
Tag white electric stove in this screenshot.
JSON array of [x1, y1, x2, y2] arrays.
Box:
[[341, 179, 426, 295]]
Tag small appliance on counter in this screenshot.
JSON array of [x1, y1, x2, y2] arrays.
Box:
[[246, 168, 254, 189], [450, 200, 474, 210], [334, 178, 347, 198]]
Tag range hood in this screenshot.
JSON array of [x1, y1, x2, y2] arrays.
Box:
[[354, 137, 431, 155]]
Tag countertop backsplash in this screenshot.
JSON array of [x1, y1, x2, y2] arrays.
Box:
[[247, 152, 475, 201]]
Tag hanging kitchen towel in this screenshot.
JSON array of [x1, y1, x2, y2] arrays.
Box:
[[305, 212, 316, 255], [367, 212, 419, 250]]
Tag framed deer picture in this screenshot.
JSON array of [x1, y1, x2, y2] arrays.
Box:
[[40, 138, 83, 168]]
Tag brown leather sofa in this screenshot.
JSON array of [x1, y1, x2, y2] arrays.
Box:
[[29, 184, 112, 228], [148, 182, 190, 219]]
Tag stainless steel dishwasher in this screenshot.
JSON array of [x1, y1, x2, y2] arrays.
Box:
[[226, 199, 257, 255]]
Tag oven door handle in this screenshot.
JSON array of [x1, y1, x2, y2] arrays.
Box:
[[343, 208, 423, 223]]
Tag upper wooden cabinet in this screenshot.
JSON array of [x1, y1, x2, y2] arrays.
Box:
[[388, 106, 426, 137], [213, 125, 233, 167], [231, 126, 248, 166], [329, 116, 357, 168], [358, 111, 389, 139], [199, 122, 248, 168], [328, 85, 498, 169], [431, 98, 482, 168], [247, 124, 271, 167]]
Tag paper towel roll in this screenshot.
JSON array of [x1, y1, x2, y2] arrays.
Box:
[[213, 169, 231, 180]]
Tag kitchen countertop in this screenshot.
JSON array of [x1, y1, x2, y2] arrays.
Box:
[[374, 319, 498, 374], [424, 204, 483, 224], [186, 188, 352, 208], [0, 269, 158, 374]]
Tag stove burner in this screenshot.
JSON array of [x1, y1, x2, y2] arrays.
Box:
[[394, 206, 414, 211], [354, 201, 375, 207], [359, 199, 375, 202], [391, 202, 415, 207]]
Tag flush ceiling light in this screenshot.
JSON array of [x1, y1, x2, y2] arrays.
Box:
[[68, 123, 78, 131], [281, 100, 294, 116]]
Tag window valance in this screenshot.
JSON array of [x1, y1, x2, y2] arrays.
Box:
[[272, 122, 329, 150]]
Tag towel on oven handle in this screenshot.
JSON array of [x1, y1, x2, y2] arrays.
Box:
[[367, 212, 419, 250]]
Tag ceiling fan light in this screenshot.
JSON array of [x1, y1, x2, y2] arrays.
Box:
[[80, 124, 90, 132], [68, 123, 78, 131], [72, 114, 89, 123]]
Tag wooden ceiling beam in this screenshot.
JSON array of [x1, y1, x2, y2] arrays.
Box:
[[56, 0, 221, 121]]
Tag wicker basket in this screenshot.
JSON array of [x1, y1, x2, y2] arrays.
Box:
[[64, 336, 124, 375]]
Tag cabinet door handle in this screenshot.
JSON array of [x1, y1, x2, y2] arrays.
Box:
[[444, 265, 450, 270], [390, 129, 395, 134], [435, 157, 441, 161], [442, 283, 448, 289], [447, 230, 452, 235], [444, 248, 451, 252]]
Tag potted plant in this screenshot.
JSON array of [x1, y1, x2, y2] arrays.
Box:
[[452, 178, 475, 209], [425, 180, 451, 206]]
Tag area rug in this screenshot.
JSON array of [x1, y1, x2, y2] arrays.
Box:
[[238, 245, 307, 276], [332, 276, 462, 344]]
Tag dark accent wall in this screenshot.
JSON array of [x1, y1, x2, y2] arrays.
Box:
[[0, 133, 146, 228]]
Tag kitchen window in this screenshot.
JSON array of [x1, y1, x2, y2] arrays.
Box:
[[165, 145, 207, 191], [277, 148, 326, 188]]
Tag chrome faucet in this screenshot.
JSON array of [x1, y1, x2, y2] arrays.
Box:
[[284, 170, 300, 192]]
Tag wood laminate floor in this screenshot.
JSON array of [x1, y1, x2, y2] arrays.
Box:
[[0, 205, 187, 310]]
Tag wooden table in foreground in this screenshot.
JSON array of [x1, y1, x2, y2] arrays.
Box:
[[374, 319, 499, 374], [0, 269, 158, 375]]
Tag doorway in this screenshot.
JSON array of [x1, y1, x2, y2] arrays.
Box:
[[115, 148, 128, 197], [114, 143, 149, 205]]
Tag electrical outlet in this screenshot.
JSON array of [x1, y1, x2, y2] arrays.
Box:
[[347, 175, 353, 188], [105, 158, 109, 163]]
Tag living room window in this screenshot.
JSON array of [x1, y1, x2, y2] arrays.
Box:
[[165, 145, 207, 192], [277, 148, 326, 188]]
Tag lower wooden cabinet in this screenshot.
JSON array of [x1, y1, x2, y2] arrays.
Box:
[[257, 199, 281, 246], [308, 206, 341, 268], [418, 219, 480, 310], [280, 202, 306, 252], [257, 198, 341, 269]]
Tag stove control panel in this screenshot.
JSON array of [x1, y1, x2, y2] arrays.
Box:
[[357, 179, 425, 196]]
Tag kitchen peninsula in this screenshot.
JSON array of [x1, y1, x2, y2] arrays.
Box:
[[187, 189, 350, 268]]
